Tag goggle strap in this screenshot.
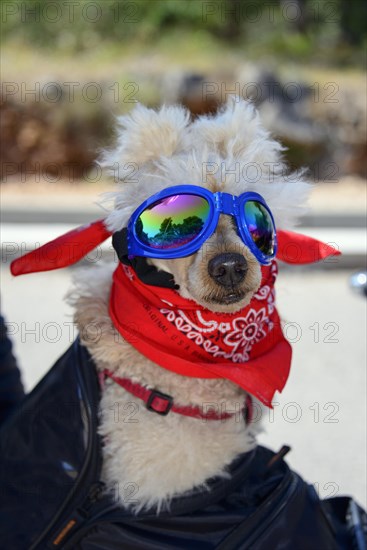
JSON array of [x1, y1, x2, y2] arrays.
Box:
[[112, 228, 129, 265], [112, 228, 178, 289]]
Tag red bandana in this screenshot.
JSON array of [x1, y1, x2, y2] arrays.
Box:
[[110, 262, 290, 407], [10, 219, 340, 407]]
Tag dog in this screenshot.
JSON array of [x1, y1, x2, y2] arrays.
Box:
[[64, 97, 313, 511], [8, 98, 364, 549]]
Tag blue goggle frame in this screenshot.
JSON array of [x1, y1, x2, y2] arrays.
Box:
[[127, 185, 277, 265]]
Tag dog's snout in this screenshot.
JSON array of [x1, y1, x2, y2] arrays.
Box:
[[208, 253, 248, 287]]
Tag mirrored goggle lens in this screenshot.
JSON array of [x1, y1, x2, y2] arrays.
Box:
[[135, 194, 210, 249], [244, 201, 275, 256]]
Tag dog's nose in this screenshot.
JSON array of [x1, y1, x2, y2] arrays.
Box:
[[208, 253, 248, 287]]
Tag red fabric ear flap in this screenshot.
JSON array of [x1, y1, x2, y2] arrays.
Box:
[[10, 219, 112, 276], [276, 230, 341, 264]]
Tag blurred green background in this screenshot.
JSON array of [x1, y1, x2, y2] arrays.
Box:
[[2, 0, 366, 63], [1, 0, 366, 182]]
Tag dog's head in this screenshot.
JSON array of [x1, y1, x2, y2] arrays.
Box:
[[102, 98, 310, 313]]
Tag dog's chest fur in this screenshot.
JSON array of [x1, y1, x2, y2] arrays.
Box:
[[98, 383, 256, 511], [70, 265, 260, 511]]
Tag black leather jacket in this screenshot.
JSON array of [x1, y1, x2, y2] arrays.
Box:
[[0, 314, 24, 424], [0, 340, 365, 549]]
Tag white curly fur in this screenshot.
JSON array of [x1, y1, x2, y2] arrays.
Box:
[[100, 97, 311, 234], [70, 98, 311, 512], [68, 263, 264, 512]]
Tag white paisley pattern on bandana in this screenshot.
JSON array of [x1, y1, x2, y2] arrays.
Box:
[[160, 263, 277, 363]]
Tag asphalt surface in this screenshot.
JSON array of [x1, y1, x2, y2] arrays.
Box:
[[1, 264, 366, 508]]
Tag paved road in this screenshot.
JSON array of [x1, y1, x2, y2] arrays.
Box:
[[1, 264, 366, 507]]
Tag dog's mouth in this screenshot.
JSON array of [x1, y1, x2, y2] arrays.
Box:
[[209, 291, 245, 305], [199, 277, 262, 310]]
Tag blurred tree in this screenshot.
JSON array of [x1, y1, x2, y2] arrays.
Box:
[[217, 0, 243, 40], [280, 0, 309, 33], [339, 0, 367, 45], [0, 0, 366, 65]]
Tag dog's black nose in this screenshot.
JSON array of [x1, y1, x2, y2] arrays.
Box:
[[208, 253, 248, 287]]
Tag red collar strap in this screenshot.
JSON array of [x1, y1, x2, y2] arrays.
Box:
[[104, 369, 253, 423]]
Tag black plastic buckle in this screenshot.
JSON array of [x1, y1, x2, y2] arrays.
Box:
[[146, 390, 173, 416]]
